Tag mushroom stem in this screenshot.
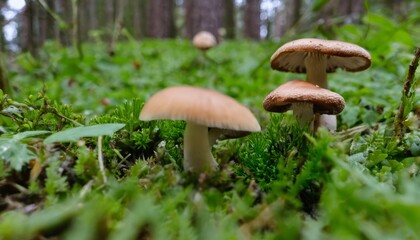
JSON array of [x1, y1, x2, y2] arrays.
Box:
[[184, 121, 218, 172], [305, 53, 328, 88], [291, 102, 314, 126], [313, 114, 337, 132], [208, 128, 224, 147]]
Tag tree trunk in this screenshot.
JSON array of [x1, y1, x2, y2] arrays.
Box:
[[108, 0, 125, 55], [184, 0, 222, 40], [45, 0, 56, 40], [130, 0, 147, 39], [391, 0, 406, 19], [319, 0, 365, 30], [21, 0, 36, 54], [244, 0, 260, 40], [222, 0, 235, 39], [147, 0, 175, 38], [55, 0, 72, 46], [0, 0, 7, 51], [37, 1, 47, 46], [272, 0, 301, 37], [105, 0, 114, 30], [87, 0, 97, 32], [72, 0, 83, 58]]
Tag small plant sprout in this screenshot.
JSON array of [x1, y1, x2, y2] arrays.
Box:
[[270, 38, 371, 131], [263, 80, 345, 131], [140, 86, 260, 172]]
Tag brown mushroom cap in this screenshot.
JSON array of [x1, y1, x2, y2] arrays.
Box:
[[263, 80, 345, 114], [140, 86, 261, 132], [270, 38, 371, 73], [192, 31, 217, 50]]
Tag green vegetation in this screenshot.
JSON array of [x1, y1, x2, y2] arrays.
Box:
[[0, 12, 419, 239]]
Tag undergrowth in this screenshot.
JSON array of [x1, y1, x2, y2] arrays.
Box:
[[0, 9, 419, 239]]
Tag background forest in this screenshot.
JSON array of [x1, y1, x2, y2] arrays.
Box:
[[0, 0, 419, 239], [0, 0, 415, 53]]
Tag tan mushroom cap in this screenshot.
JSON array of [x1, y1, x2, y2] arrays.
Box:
[[140, 86, 261, 132], [263, 80, 345, 114], [192, 31, 217, 50], [270, 38, 371, 73]]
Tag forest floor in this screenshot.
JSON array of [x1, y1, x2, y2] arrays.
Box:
[[0, 17, 419, 239]]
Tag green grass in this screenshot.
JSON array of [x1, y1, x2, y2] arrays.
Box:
[[0, 11, 419, 239]]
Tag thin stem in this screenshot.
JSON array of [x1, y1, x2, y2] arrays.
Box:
[[291, 102, 314, 126], [183, 122, 218, 172], [313, 114, 337, 132], [305, 53, 328, 88], [97, 136, 107, 184], [393, 46, 420, 141]]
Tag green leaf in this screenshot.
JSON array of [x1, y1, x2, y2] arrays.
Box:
[[13, 130, 50, 141], [43, 123, 125, 145], [0, 139, 36, 171], [0, 131, 49, 171]]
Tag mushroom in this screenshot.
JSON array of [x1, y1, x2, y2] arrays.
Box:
[[263, 80, 345, 130], [270, 38, 371, 88], [140, 86, 261, 172], [192, 31, 217, 52], [270, 38, 371, 131]]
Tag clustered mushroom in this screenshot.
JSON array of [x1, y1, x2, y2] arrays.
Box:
[[263, 80, 345, 129], [139, 37, 371, 173], [268, 38, 371, 131]]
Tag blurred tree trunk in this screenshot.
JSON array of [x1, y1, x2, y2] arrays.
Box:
[[72, 0, 83, 58], [38, 0, 57, 44], [0, 0, 6, 51], [130, 0, 147, 39], [244, 0, 260, 40], [56, 0, 72, 45], [0, 1, 10, 94], [78, 0, 88, 41], [222, 0, 235, 39], [21, 0, 36, 54], [38, 1, 47, 45], [45, 0, 56, 40], [87, 0, 97, 32], [147, 0, 175, 38], [388, 0, 406, 19], [108, 0, 124, 55], [105, 0, 114, 30], [272, 0, 301, 37], [319, 0, 364, 30], [185, 0, 222, 40]]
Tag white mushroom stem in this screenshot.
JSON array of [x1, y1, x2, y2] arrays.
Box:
[[183, 121, 218, 172], [208, 128, 224, 147], [291, 102, 314, 126], [304, 53, 328, 88], [304, 53, 337, 131], [313, 114, 337, 132]]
